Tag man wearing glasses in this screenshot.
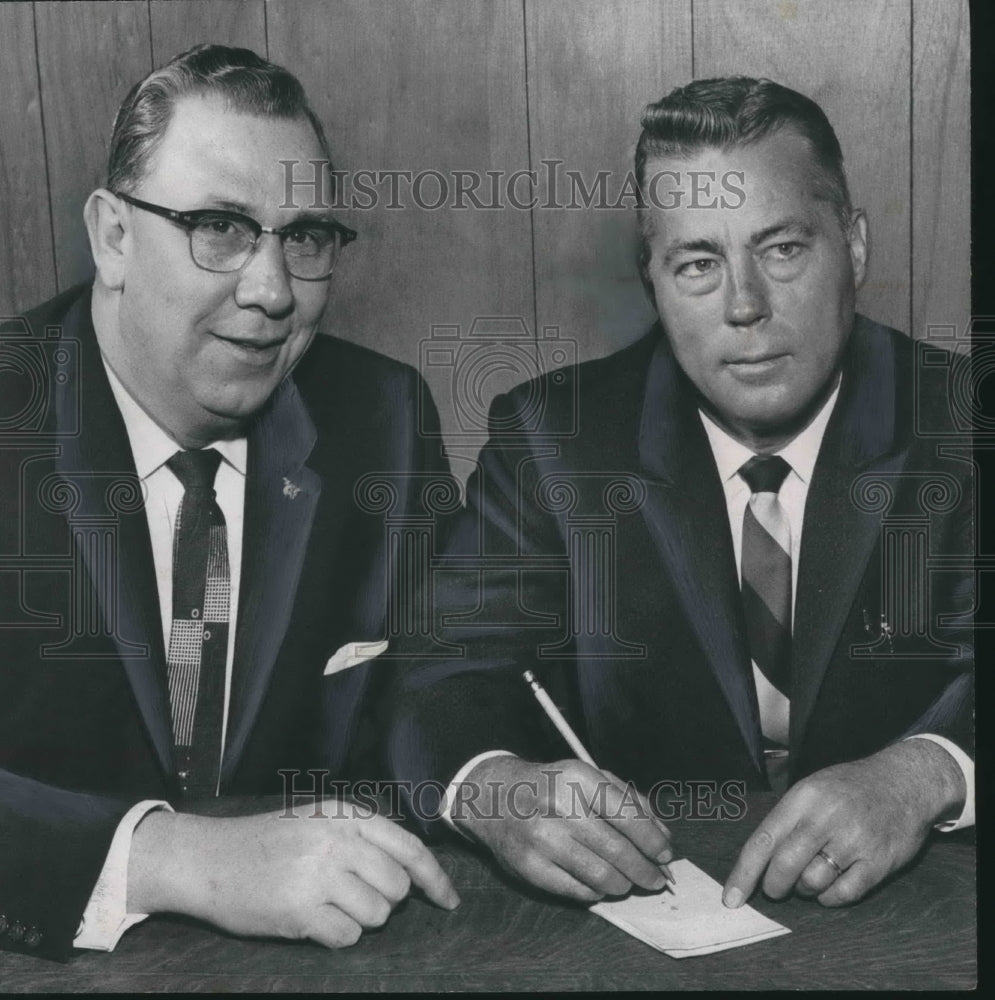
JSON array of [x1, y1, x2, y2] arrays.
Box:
[[0, 45, 458, 960]]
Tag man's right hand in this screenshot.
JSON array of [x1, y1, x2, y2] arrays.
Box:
[[450, 756, 674, 902], [127, 801, 460, 947]]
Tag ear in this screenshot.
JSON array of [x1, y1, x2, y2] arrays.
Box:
[[846, 209, 868, 290], [83, 188, 131, 290]]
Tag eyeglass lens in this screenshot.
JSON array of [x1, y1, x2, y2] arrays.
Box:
[[190, 215, 342, 279]]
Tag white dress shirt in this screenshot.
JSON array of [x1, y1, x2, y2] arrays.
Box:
[[75, 359, 247, 950], [699, 385, 840, 746], [698, 384, 973, 831], [446, 381, 973, 832]]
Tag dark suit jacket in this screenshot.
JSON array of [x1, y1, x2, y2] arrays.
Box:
[[0, 284, 452, 959], [387, 315, 974, 827]]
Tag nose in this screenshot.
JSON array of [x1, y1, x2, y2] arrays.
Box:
[[724, 255, 770, 329], [233, 234, 294, 318]]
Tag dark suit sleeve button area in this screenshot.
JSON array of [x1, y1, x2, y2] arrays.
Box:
[[7, 920, 25, 942], [24, 926, 43, 948]]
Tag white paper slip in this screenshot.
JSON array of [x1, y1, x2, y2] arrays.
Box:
[[590, 858, 790, 959]]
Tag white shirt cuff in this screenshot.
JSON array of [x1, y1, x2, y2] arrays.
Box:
[[904, 734, 974, 831], [441, 750, 516, 836], [74, 800, 173, 951]]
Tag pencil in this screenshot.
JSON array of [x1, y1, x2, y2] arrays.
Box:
[[523, 669, 596, 765], [521, 669, 676, 886]]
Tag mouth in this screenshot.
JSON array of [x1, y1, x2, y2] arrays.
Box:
[[211, 332, 288, 362], [725, 353, 789, 378]]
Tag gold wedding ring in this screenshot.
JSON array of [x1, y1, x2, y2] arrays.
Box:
[[817, 849, 844, 878]]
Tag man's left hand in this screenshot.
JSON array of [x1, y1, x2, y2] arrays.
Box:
[[722, 739, 966, 908]]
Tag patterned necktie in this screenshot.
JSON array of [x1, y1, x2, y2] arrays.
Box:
[[739, 455, 792, 697], [165, 449, 229, 797]]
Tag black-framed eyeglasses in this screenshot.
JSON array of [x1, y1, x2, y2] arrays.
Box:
[[115, 192, 357, 281]]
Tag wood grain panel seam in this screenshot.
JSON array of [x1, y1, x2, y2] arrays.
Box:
[[908, 0, 914, 337], [521, 0, 539, 347], [690, 0, 696, 78], [146, 0, 156, 65], [147, 1, 154, 75], [29, 1, 59, 297]]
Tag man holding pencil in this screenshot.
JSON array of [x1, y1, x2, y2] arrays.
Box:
[[387, 77, 974, 909]]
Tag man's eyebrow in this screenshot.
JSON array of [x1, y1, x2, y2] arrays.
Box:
[[661, 238, 724, 268], [749, 220, 817, 245], [198, 197, 340, 225], [200, 197, 252, 214], [284, 210, 342, 226]]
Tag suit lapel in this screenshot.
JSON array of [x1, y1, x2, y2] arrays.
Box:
[[222, 377, 320, 782], [789, 319, 908, 751], [635, 336, 763, 767], [54, 291, 174, 776]]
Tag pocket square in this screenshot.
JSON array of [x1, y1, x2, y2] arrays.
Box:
[[324, 640, 389, 676]]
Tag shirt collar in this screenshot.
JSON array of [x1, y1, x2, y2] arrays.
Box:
[[699, 379, 842, 488], [102, 357, 247, 480]]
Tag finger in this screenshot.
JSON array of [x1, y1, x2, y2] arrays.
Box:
[[794, 848, 844, 898], [723, 812, 795, 907], [326, 871, 393, 929], [567, 773, 671, 867], [607, 802, 674, 865], [817, 859, 879, 907], [572, 817, 670, 893], [538, 826, 636, 897], [599, 771, 675, 857], [511, 851, 606, 903], [304, 904, 364, 949], [357, 815, 460, 910], [758, 828, 830, 901], [611, 781, 677, 884], [342, 840, 413, 906]]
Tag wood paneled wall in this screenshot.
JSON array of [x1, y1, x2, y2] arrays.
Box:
[[0, 0, 970, 456]]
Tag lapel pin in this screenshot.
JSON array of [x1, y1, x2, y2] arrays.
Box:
[[880, 614, 894, 652], [861, 609, 895, 652], [282, 477, 302, 500]]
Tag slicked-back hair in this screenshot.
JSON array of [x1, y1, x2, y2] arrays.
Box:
[[635, 76, 853, 288], [107, 43, 333, 193]]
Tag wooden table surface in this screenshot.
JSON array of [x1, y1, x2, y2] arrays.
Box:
[[0, 793, 976, 992]]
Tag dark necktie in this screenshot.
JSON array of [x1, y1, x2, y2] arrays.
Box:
[[739, 455, 792, 697], [165, 449, 229, 797]]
